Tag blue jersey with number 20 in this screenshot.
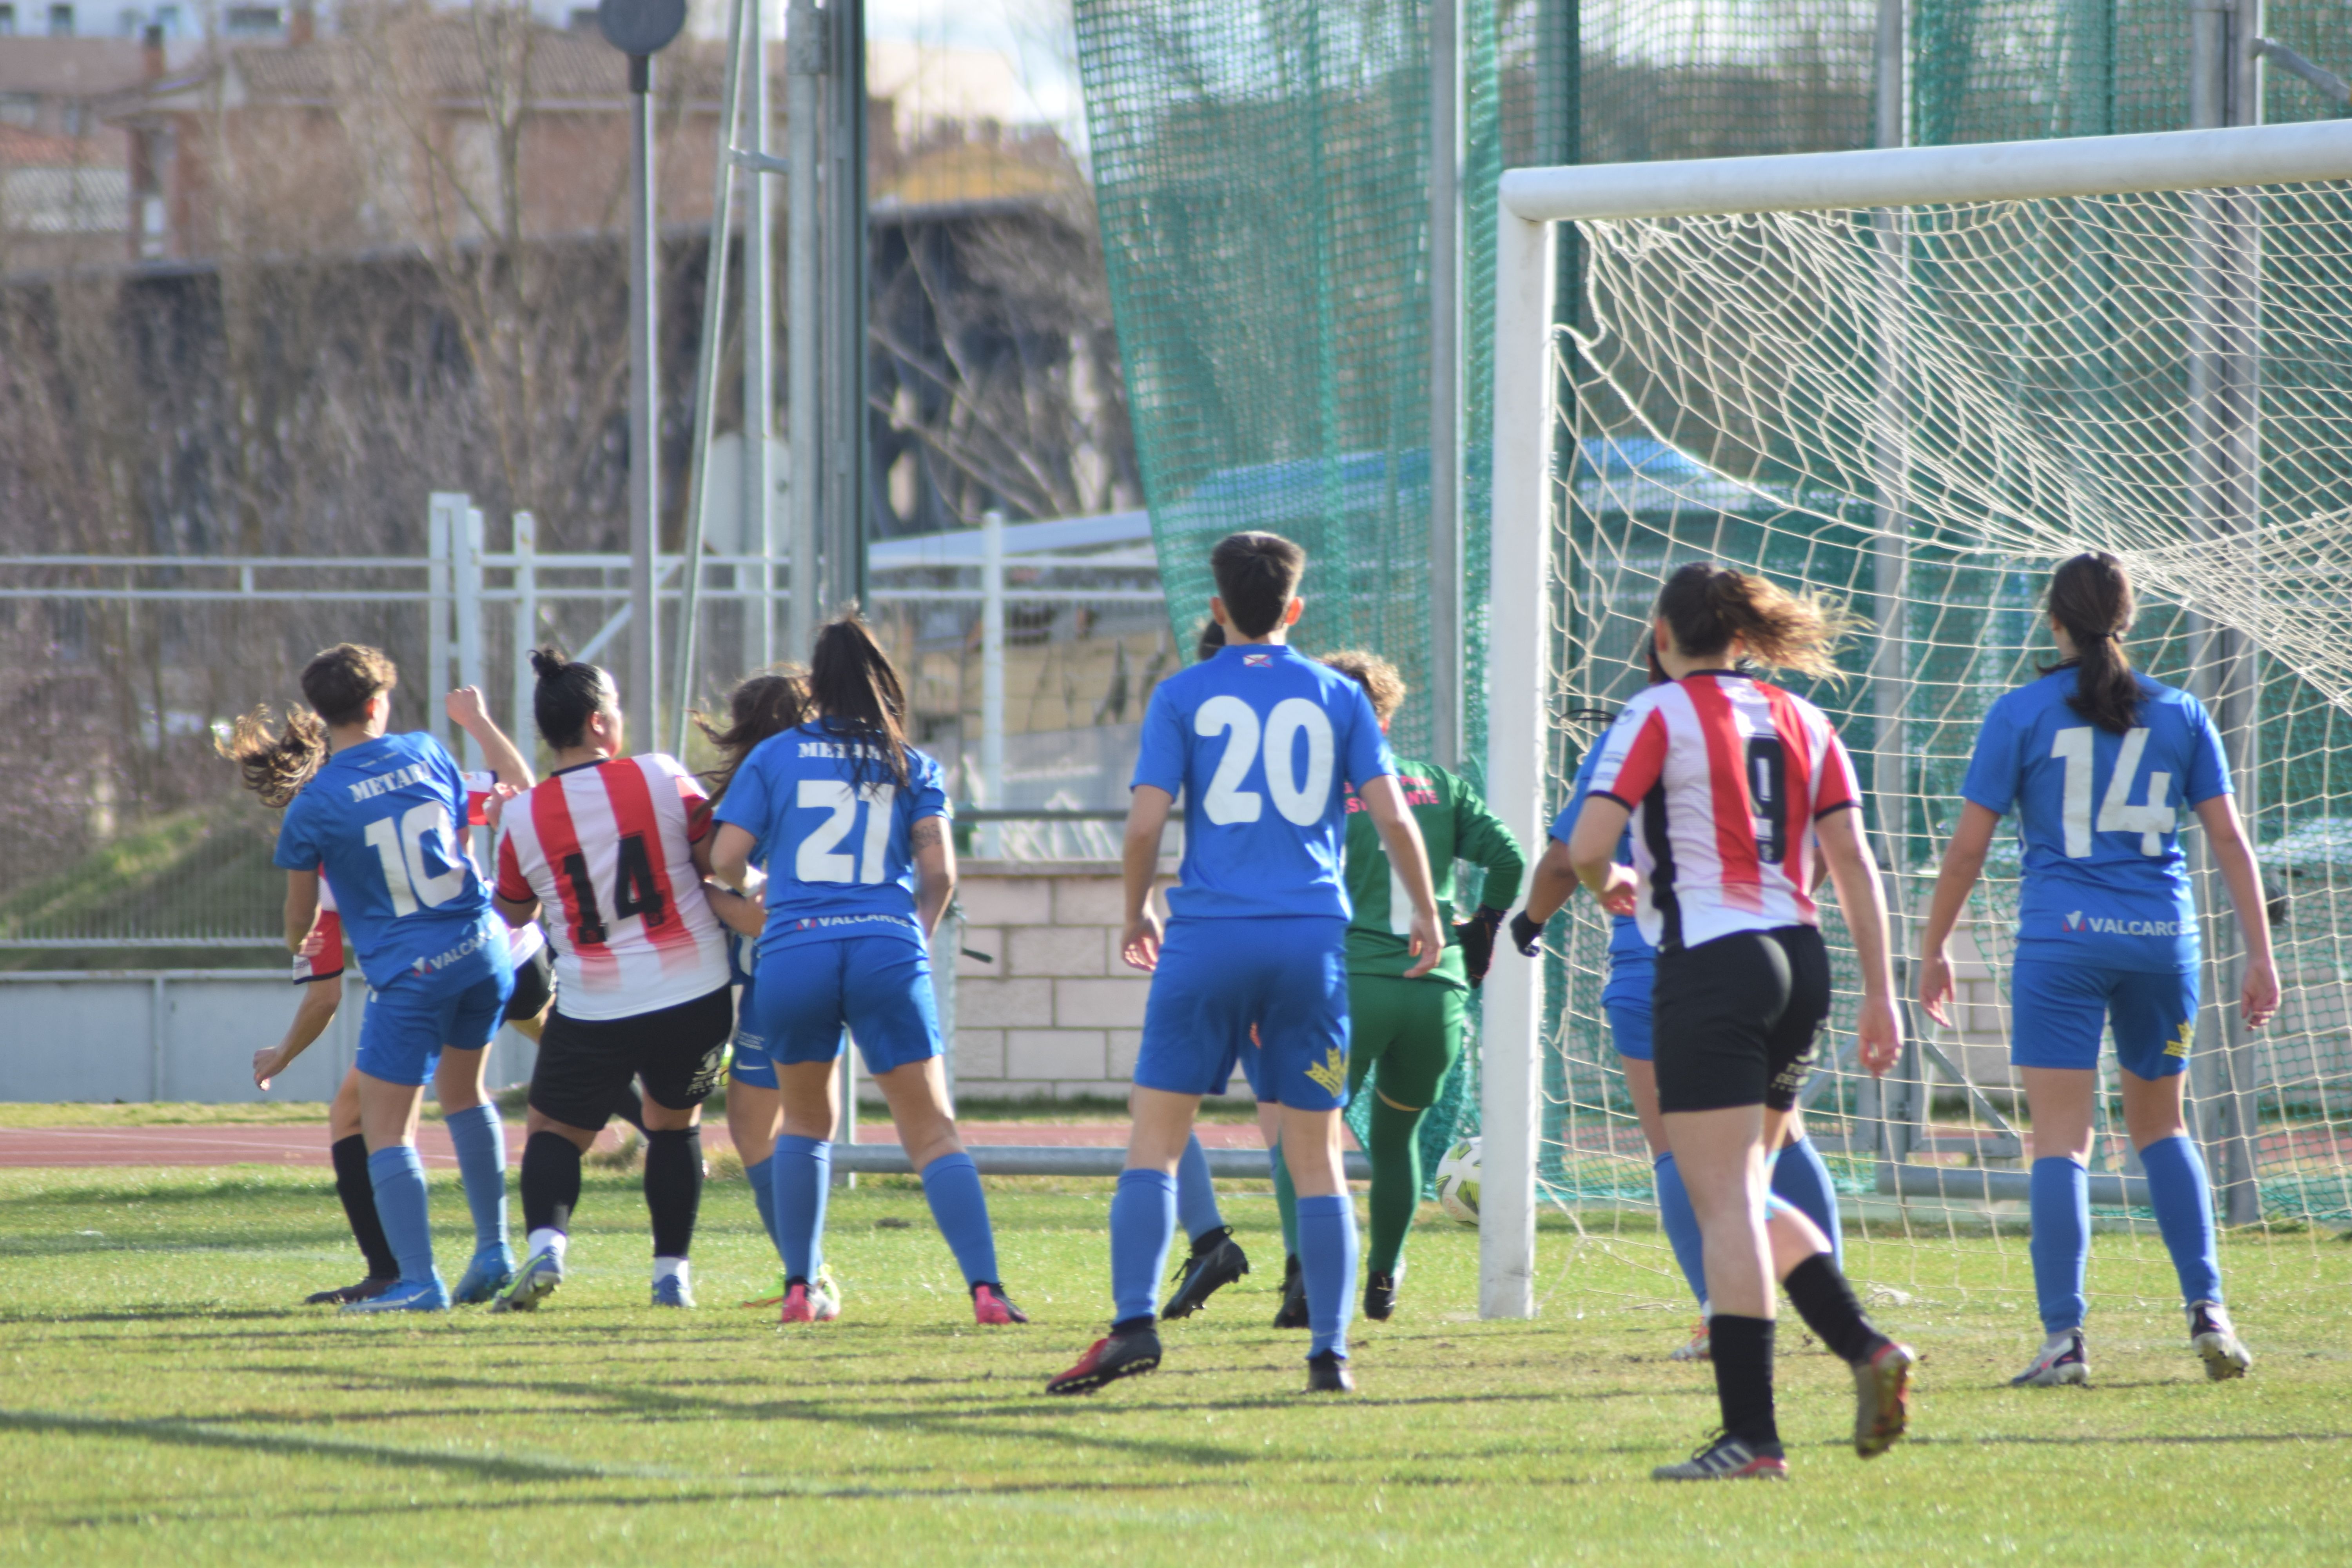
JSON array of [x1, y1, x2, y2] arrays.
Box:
[[272, 732, 500, 990], [712, 720, 951, 956], [1961, 666, 2230, 972], [1132, 643, 1396, 922]]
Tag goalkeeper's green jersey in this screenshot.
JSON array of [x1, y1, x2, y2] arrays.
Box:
[[1341, 757, 1526, 990]]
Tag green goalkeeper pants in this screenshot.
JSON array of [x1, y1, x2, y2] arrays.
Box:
[[1273, 974, 1465, 1278]]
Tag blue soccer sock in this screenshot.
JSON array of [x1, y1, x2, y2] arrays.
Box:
[[443, 1102, 509, 1258], [1769, 1134, 1842, 1269], [1297, 1192, 1359, 1360], [1175, 1134, 1225, 1242], [1109, 1168, 1177, 1325], [366, 1145, 436, 1285], [1654, 1151, 1709, 1309], [2138, 1134, 2224, 1307], [744, 1154, 782, 1256], [2029, 1156, 2092, 1334], [918, 1151, 1002, 1287], [772, 1135, 831, 1282]]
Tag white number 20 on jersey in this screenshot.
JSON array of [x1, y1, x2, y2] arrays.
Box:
[[796, 779, 897, 884], [1195, 695, 1336, 828], [2051, 725, 2174, 857]]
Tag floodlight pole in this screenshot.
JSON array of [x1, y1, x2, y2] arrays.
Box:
[[822, 0, 869, 615], [1426, 0, 1462, 769], [788, 0, 822, 657], [626, 50, 661, 755]]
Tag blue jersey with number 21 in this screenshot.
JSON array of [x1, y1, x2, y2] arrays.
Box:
[[712, 719, 951, 957], [1962, 666, 2230, 972], [272, 731, 500, 991], [1133, 643, 1396, 922]]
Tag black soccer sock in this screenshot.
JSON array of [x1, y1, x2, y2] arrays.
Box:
[[330, 1134, 398, 1279], [521, 1130, 583, 1236], [642, 1126, 703, 1259], [1782, 1252, 1889, 1366], [1708, 1314, 1781, 1453]]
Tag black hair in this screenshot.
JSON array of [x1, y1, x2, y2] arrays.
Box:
[[1194, 618, 1225, 662], [1653, 561, 1851, 680], [2043, 550, 2141, 734], [530, 646, 620, 751], [1209, 531, 1305, 638], [695, 668, 810, 807], [807, 610, 911, 791]]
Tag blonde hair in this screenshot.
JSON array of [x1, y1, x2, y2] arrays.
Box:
[[1655, 562, 1855, 681], [1320, 650, 1406, 723]]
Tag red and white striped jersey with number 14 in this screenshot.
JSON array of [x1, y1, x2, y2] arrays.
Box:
[[1587, 671, 1860, 954], [494, 752, 728, 1020]]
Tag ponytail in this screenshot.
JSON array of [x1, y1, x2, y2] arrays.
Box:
[[2043, 550, 2141, 734], [1653, 561, 1853, 681], [807, 609, 912, 791], [695, 668, 810, 807], [530, 646, 620, 751], [217, 706, 328, 808]]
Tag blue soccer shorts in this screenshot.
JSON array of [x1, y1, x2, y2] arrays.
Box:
[[356, 954, 513, 1088], [728, 972, 778, 1090], [754, 935, 941, 1079], [1606, 999, 1654, 1062], [1136, 915, 1351, 1111], [2009, 956, 2198, 1081]]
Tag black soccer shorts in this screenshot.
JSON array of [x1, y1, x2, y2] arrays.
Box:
[[528, 985, 731, 1131], [1651, 924, 1830, 1115], [502, 942, 554, 1024]]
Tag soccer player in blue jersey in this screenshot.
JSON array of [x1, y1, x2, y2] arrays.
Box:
[[263, 644, 516, 1313], [1919, 552, 2278, 1387], [710, 614, 1026, 1328], [1046, 531, 1444, 1397], [1514, 642, 1847, 1362]]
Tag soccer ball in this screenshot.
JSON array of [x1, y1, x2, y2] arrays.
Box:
[[1435, 1137, 1481, 1226]]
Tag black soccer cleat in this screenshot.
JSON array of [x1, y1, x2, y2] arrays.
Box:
[[1045, 1321, 1163, 1396], [1363, 1271, 1398, 1321], [1305, 1351, 1356, 1394], [1161, 1226, 1250, 1319], [1652, 1431, 1788, 1482], [1271, 1253, 1309, 1329], [305, 1275, 395, 1306]]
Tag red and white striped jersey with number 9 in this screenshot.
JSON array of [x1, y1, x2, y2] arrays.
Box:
[[494, 752, 728, 1020]]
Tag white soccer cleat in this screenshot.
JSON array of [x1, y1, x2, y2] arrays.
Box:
[[2010, 1330, 2091, 1388], [1669, 1319, 1712, 1362], [2188, 1301, 2252, 1381]]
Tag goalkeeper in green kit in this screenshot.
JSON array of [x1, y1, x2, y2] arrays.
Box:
[[1266, 650, 1526, 1325]]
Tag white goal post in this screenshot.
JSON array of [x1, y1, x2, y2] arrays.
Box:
[[1479, 120, 2352, 1320]]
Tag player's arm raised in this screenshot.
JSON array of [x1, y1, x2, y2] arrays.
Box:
[[1119, 786, 1173, 971], [1357, 774, 1443, 979], [911, 815, 955, 940], [445, 686, 535, 790]]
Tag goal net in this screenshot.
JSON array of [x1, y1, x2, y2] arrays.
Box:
[[1479, 123, 2352, 1319]]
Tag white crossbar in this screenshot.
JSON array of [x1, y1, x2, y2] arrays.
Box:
[[1501, 119, 2352, 224]]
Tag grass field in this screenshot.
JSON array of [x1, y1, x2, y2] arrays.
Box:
[[3, 1166, 2347, 1565]]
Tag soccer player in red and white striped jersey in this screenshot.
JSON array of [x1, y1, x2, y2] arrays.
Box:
[[1565, 563, 1911, 1482], [490, 650, 735, 1312]]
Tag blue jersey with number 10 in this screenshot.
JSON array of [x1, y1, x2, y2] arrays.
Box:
[[1133, 642, 1396, 922], [711, 719, 952, 956], [1961, 666, 2230, 972], [272, 731, 501, 991]]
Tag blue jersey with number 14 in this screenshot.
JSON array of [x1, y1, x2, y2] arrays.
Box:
[[1961, 666, 2230, 972], [711, 719, 952, 956], [272, 731, 500, 991], [1133, 642, 1395, 922]]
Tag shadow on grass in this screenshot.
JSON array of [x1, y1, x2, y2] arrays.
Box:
[[0, 1407, 655, 1483]]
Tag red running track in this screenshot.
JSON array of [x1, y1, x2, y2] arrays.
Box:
[[0, 1120, 1274, 1169]]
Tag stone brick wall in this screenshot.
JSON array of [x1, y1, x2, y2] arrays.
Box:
[[939, 858, 1238, 1102]]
